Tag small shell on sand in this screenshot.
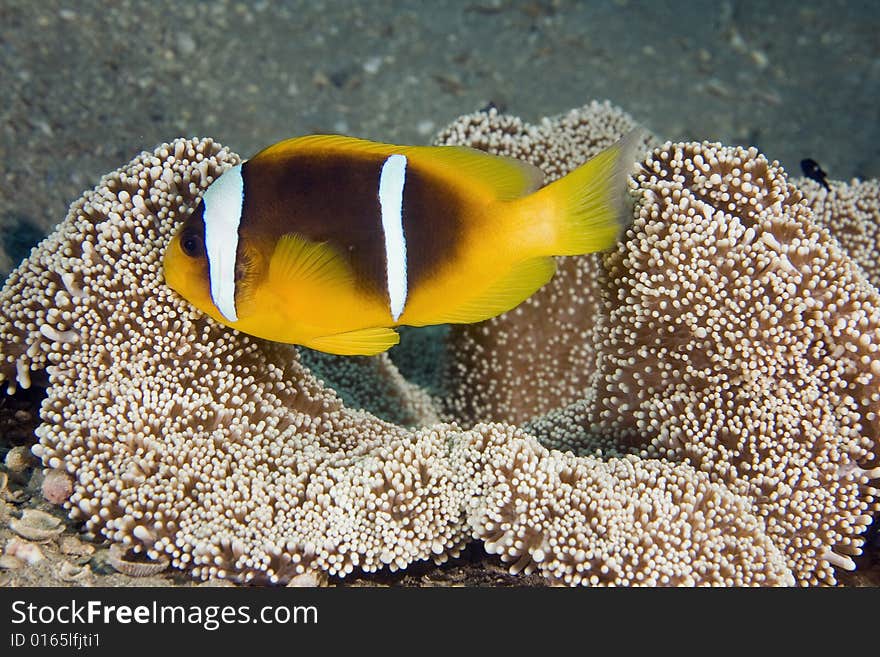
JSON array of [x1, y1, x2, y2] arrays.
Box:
[[3, 488, 27, 504], [108, 544, 169, 577], [4, 446, 35, 473], [58, 560, 92, 583], [9, 509, 64, 541], [0, 472, 7, 494], [5, 537, 45, 565], [59, 535, 95, 558], [0, 554, 24, 570]]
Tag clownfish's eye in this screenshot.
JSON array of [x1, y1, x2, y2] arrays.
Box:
[[181, 230, 204, 258]]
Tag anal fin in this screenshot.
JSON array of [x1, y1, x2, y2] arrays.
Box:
[[432, 257, 557, 325], [305, 326, 400, 356]]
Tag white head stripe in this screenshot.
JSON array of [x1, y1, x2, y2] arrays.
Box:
[[203, 164, 243, 323], [378, 154, 408, 322]]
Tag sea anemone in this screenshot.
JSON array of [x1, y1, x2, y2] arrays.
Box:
[[0, 102, 876, 586]]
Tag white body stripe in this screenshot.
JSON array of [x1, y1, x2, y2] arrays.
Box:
[[378, 154, 408, 321], [203, 164, 244, 323]]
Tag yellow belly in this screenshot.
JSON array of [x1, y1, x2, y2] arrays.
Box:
[[236, 279, 391, 344]]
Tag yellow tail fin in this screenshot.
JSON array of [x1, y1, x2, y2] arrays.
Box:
[[516, 130, 642, 256]]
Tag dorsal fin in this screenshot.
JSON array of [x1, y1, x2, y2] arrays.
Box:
[[250, 134, 544, 201], [398, 145, 544, 200], [251, 134, 395, 163]]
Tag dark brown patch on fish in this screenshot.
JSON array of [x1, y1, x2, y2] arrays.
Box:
[[240, 151, 465, 303]]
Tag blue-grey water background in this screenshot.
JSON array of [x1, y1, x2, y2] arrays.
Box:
[[1, 0, 878, 276]]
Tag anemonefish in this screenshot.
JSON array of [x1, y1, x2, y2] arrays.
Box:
[[163, 133, 638, 356]]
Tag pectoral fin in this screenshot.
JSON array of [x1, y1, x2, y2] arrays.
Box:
[[268, 233, 354, 291]]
